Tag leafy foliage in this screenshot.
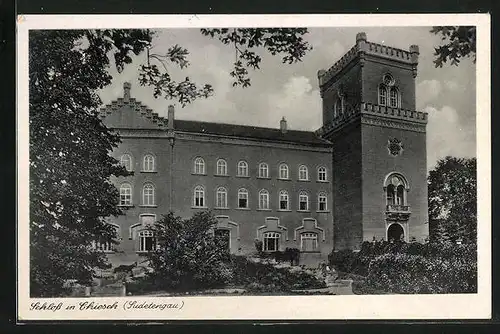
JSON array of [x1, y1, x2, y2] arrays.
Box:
[[431, 26, 476, 67], [29, 29, 153, 297], [200, 28, 312, 87], [428, 156, 477, 244], [145, 211, 233, 291]]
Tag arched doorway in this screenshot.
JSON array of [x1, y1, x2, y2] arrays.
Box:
[[387, 223, 404, 242]]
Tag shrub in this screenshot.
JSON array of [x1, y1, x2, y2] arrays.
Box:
[[146, 211, 232, 291]]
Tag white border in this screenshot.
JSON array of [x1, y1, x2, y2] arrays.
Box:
[[17, 14, 491, 320]]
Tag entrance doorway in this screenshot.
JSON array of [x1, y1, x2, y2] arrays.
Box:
[[387, 223, 404, 242]]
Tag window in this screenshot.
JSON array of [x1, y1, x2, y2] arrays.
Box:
[[299, 191, 309, 211], [390, 87, 399, 107], [263, 232, 280, 252], [143, 154, 155, 172], [396, 185, 405, 205], [238, 188, 248, 208], [298, 165, 309, 181], [384, 174, 408, 207], [279, 163, 289, 179], [378, 84, 388, 106], [119, 183, 132, 205], [300, 232, 318, 252], [386, 184, 395, 205], [237, 161, 249, 177], [216, 159, 227, 176], [279, 190, 289, 210], [194, 157, 205, 174], [142, 183, 155, 206], [259, 189, 269, 210], [120, 154, 133, 172], [216, 187, 228, 208], [318, 192, 328, 211], [138, 230, 155, 252], [334, 95, 344, 117], [92, 224, 119, 252], [318, 166, 327, 182], [259, 163, 269, 178], [194, 185, 205, 207]]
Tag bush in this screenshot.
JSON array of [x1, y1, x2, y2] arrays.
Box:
[[146, 211, 233, 291]]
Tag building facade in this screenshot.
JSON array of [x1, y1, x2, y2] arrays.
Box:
[[99, 32, 428, 267]]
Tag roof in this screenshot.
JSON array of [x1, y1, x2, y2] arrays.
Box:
[[174, 119, 331, 146]]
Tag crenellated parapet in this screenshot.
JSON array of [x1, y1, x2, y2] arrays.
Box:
[[317, 32, 420, 88]]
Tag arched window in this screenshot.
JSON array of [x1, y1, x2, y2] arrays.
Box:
[[259, 189, 269, 210], [259, 163, 269, 178], [279, 163, 289, 179], [378, 84, 388, 106], [300, 232, 318, 252], [263, 232, 280, 252], [317, 166, 327, 182], [194, 157, 205, 175], [298, 191, 309, 211], [298, 165, 309, 181], [142, 183, 155, 206], [390, 87, 400, 107], [279, 190, 289, 210], [238, 188, 249, 208], [334, 94, 345, 117], [194, 185, 205, 208], [384, 173, 409, 209], [143, 154, 155, 172], [216, 159, 227, 176], [119, 183, 132, 206], [120, 154, 133, 172], [138, 230, 155, 252], [216, 187, 228, 208], [318, 192, 328, 211], [237, 161, 249, 177]]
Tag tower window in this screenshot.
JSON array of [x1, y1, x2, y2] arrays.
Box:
[[334, 93, 345, 117], [390, 87, 400, 107], [378, 84, 388, 106]]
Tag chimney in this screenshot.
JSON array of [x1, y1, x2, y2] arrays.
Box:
[[167, 105, 175, 130], [123, 82, 131, 102], [280, 117, 287, 134]]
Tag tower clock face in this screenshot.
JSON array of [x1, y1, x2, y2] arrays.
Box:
[[383, 74, 395, 86]]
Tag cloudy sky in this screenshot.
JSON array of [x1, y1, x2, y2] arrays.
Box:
[[98, 27, 476, 169]]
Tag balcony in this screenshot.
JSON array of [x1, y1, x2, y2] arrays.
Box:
[[385, 204, 411, 222]]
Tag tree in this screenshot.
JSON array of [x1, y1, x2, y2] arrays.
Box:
[[29, 28, 311, 296], [428, 156, 477, 244], [145, 211, 232, 291], [431, 26, 476, 67]]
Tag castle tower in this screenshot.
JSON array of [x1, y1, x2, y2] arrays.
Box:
[[317, 32, 428, 250]]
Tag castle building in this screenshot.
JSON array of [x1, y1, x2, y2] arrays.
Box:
[[99, 32, 429, 267]]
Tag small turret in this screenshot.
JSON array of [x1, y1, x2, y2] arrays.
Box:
[[280, 117, 287, 134]]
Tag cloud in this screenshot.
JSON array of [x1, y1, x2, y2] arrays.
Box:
[[265, 76, 322, 131], [426, 105, 476, 169], [416, 79, 442, 108], [444, 80, 459, 91]]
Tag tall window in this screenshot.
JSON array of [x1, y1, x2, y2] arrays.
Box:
[[259, 189, 269, 210], [390, 87, 399, 107], [216, 159, 227, 175], [299, 191, 309, 211], [279, 163, 289, 179], [279, 190, 289, 210], [216, 187, 228, 208], [298, 165, 309, 181], [142, 183, 155, 206], [300, 232, 318, 252], [138, 230, 155, 252], [385, 174, 408, 207], [334, 94, 344, 117], [194, 185, 205, 207], [194, 157, 205, 174], [259, 163, 269, 178], [378, 84, 388, 106], [318, 192, 328, 211], [237, 161, 249, 177], [119, 183, 132, 205], [317, 166, 327, 182], [238, 188, 249, 208], [143, 154, 155, 172], [263, 232, 280, 252], [120, 154, 133, 172]]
